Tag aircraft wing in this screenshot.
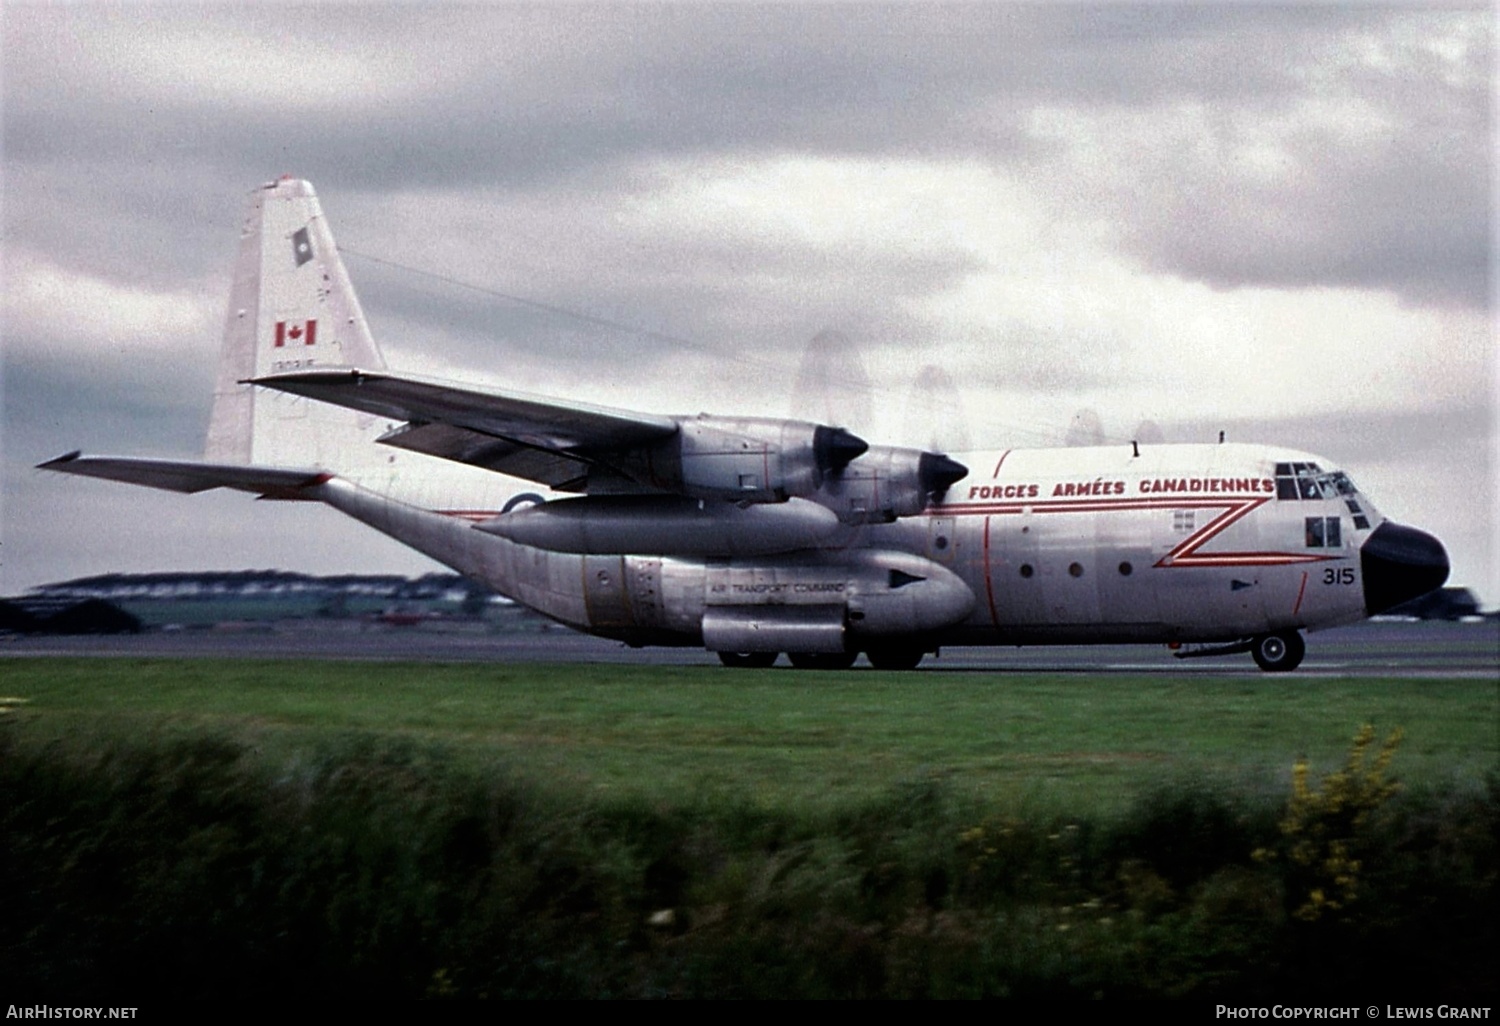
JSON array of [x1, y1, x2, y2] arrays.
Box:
[[249, 368, 678, 489], [37, 452, 327, 500]]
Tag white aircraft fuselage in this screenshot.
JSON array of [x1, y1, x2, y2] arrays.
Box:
[[286, 436, 1443, 672], [40, 178, 1449, 671]]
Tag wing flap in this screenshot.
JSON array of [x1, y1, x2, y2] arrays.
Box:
[[38, 452, 328, 500], [249, 369, 677, 450], [377, 421, 593, 490], [247, 368, 680, 490]]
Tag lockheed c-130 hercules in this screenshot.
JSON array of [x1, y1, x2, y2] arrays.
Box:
[[41, 177, 1451, 671]]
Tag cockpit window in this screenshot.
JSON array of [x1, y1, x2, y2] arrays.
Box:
[[1275, 463, 1361, 505], [1275, 462, 1298, 500], [1347, 501, 1371, 530]]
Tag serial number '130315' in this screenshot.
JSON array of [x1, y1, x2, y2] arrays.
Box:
[[1323, 567, 1356, 585]]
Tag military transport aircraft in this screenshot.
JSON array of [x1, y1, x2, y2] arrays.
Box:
[[41, 177, 1450, 671]]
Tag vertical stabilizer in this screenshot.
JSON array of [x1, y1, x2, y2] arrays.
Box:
[[204, 177, 387, 468]]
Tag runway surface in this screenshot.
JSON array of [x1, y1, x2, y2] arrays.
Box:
[[3, 618, 1494, 677]]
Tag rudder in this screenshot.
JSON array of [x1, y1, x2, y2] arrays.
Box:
[[204, 177, 388, 469]]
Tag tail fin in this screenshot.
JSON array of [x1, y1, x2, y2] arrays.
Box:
[[204, 177, 388, 468], [43, 177, 511, 518]]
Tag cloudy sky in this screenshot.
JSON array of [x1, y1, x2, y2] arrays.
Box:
[[2, 2, 1494, 604]]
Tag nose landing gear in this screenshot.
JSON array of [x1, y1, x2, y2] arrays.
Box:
[[1173, 629, 1307, 671], [1250, 630, 1305, 672]]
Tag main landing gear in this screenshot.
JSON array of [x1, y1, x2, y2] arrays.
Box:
[[862, 644, 926, 671], [787, 652, 859, 670], [714, 648, 927, 670], [716, 652, 779, 669]]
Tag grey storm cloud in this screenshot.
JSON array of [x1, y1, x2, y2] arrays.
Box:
[[5, 7, 1394, 160], [1092, 75, 1492, 307], [5, 4, 1489, 309], [11, 6, 1486, 323]]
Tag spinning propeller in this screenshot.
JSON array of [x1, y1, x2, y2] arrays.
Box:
[[791, 329, 968, 504]]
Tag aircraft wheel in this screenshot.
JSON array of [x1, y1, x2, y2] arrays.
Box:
[[717, 651, 778, 669], [788, 651, 858, 670], [864, 645, 925, 670], [1251, 630, 1305, 673]]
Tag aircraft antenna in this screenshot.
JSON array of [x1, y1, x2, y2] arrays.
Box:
[[336, 246, 1090, 446]]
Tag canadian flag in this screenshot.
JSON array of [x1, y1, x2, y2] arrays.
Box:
[[274, 319, 318, 347]]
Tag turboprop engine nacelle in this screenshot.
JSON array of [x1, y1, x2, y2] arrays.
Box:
[[616, 417, 868, 504], [818, 445, 970, 523], [476, 494, 842, 557]]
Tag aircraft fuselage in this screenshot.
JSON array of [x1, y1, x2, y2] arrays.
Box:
[[43, 178, 1450, 672], [306, 439, 1447, 671]]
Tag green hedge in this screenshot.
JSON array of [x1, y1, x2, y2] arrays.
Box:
[[3, 730, 1495, 999]]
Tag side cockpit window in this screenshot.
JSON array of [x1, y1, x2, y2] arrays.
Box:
[[1325, 471, 1370, 528], [1305, 516, 1342, 548]]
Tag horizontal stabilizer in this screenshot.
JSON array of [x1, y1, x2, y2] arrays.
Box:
[[38, 452, 328, 500]]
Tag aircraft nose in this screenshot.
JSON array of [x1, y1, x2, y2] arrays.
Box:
[[1361, 521, 1449, 615]]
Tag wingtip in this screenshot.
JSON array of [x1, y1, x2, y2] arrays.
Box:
[[37, 450, 82, 470], [244, 367, 370, 387]]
